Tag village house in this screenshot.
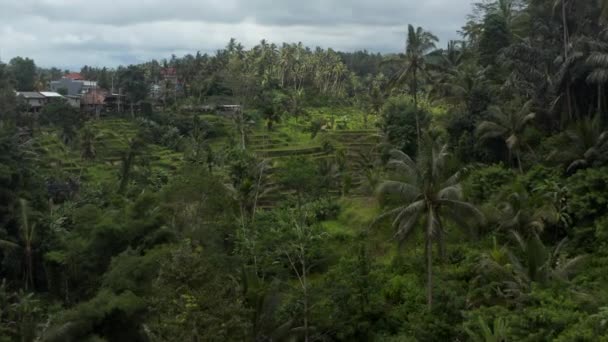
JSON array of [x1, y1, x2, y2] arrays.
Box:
[[39, 91, 65, 104], [16, 92, 46, 112], [49, 72, 98, 96]]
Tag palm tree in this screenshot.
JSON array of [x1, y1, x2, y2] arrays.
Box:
[[118, 136, 145, 194], [79, 125, 105, 160], [374, 134, 483, 309], [432, 63, 488, 113], [473, 232, 586, 305], [554, 0, 575, 120], [387, 25, 438, 144], [477, 100, 536, 172], [0, 199, 37, 290], [549, 115, 608, 173], [464, 316, 509, 342], [513, 232, 584, 284], [587, 45, 608, 117], [494, 187, 549, 236]]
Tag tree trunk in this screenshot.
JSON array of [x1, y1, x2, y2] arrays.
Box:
[[25, 247, 33, 291], [412, 68, 421, 150], [426, 208, 434, 310], [562, 1, 574, 123], [516, 150, 523, 174], [436, 216, 446, 262], [599, 84, 604, 125], [303, 257, 309, 342]]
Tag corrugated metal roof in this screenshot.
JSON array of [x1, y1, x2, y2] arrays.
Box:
[[40, 92, 64, 97], [17, 92, 45, 99]]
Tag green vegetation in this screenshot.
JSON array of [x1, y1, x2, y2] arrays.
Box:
[[2, 0, 608, 340]]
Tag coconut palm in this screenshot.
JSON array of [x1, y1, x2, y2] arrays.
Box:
[[0, 199, 37, 290], [78, 125, 106, 160], [387, 25, 439, 144], [494, 188, 549, 236], [509, 231, 585, 285], [473, 232, 586, 304], [549, 115, 608, 173], [586, 40, 608, 116], [432, 63, 489, 112], [374, 134, 483, 309], [554, 0, 574, 120], [477, 100, 536, 172]]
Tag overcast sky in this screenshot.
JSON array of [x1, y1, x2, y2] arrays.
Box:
[[0, 0, 475, 69]]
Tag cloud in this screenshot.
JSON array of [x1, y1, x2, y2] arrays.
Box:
[[0, 0, 474, 68]]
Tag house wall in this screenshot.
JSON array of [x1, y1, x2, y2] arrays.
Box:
[[50, 79, 84, 96]]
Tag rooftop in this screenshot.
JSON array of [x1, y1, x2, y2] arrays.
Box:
[[17, 91, 46, 99], [64, 72, 84, 80], [39, 92, 64, 98]]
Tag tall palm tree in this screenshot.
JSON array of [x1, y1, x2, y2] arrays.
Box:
[[374, 134, 483, 309], [0, 199, 37, 290], [79, 125, 106, 161], [554, 0, 575, 120], [477, 100, 536, 172], [587, 42, 608, 117], [387, 25, 438, 144]]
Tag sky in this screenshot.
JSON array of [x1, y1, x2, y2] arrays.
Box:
[[0, 0, 475, 69]]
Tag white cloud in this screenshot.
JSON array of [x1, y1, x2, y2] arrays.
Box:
[[0, 0, 475, 68]]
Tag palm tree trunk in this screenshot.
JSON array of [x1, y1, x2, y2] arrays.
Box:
[[436, 216, 446, 261], [412, 68, 421, 150], [426, 209, 434, 310], [562, 0, 574, 122], [516, 150, 523, 174], [599, 84, 604, 125], [303, 257, 309, 342]]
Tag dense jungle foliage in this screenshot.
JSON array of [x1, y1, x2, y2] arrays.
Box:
[[2, 0, 608, 340]]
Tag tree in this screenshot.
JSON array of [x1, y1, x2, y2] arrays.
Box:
[[272, 210, 326, 342], [477, 100, 536, 172], [0, 63, 17, 125], [476, 232, 586, 300], [0, 199, 38, 290], [432, 63, 489, 113], [549, 115, 608, 173], [387, 25, 438, 144], [8, 57, 36, 91], [79, 125, 106, 160], [40, 100, 85, 145], [374, 134, 483, 309], [464, 316, 509, 342], [118, 65, 148, 117], [118, 136, 146, 194], [380, 96, 429, 156]]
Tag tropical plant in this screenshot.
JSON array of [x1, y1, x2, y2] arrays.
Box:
[[387, 25, 438, 143], [464, 316, 509, 342], [374, 134, 483, 309], [477, 100, 536, 172], [549, 115, 608, 173], [79, 125, 105, 160], [0, 199, 37, 290], [474, 232, 586, 304]]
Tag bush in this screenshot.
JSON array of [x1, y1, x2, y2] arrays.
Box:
[[380, 96, 429, 156], [568, 167, 608, 224], [464, 164, 515, 203]]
